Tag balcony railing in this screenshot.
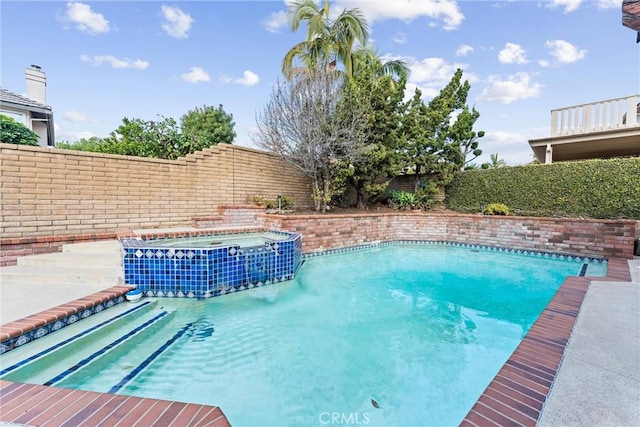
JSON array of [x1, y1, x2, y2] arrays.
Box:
[[550, 94, 640, 137]]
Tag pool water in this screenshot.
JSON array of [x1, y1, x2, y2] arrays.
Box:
[[1, 245, 606, 426], [145, 231, 290, 248]]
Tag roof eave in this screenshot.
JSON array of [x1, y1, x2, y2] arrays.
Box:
[[0, 100, 53, 115]]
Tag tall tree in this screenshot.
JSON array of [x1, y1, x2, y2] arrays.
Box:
[[282, 0, 369, 79], [254, 67, 366, 212], [340, 62, 407, 209], [445, 105, 485, 171], [401, 69, 471, 191], [351, 45, 409, 89], [180, 104, 236, 149]]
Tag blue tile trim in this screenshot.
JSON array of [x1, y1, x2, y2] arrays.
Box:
[[303, 240, 608, 265], [109, 322, 194, 394], [44, 311, 169, 386], [121, 231, 303, 299], [0, 301, 152, 375], [0, 295, 129, 356], [579, 263, 589, 276]]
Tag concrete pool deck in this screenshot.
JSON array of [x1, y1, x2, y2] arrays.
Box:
[[538, 273, 640, 426], [1, 246, 638, 426]]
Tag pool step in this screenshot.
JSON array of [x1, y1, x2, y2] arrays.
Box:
[[63, 319, 194, 393], [1, 239, 124, 290], [62, 240, 123, 254], [0, 265, 123, 285], [17, 252, 122, 268], [0, 301, 173, 387]]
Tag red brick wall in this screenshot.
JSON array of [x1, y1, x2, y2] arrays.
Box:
[[2, 208, 635, 267], [263, 212, 635, 259]]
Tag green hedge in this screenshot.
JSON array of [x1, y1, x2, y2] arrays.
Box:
[[445, 157, 640, 219]]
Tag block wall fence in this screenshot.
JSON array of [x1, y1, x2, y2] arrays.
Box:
[[1, 143, 636, 265], [0, 143, 313, 265]]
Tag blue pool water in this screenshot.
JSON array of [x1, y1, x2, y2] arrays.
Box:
[[1, 244, 606, 426]]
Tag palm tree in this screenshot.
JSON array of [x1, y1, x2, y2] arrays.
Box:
[[489, 153, 506, 168], [351, 45, 409, 88], [282, 0, 369, 79]]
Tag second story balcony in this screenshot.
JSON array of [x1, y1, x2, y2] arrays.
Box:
[[529, 94, 640, 163]]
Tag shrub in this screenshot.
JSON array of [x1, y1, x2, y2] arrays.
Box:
[[445, 157, 640, 219], [252, 195, 293, 210], [483, 203, 509, 215], [0, 114, 39, 145], [389, 190, 421, 210]]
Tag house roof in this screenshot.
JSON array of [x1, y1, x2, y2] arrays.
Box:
[[0, 87, 52, 115], [623, 0, 640, 42]]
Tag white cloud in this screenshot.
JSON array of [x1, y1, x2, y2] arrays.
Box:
[[545, 40, 587, 64], [265, 0, 463, 33], [63, 111, 90, 122], [404, 82, 440, 102], [54, 123, 97, 142], [538, 59, 550, 67], [181, 67, 210, 83], [596, 0, 620, 8], [263, 10, 288, 33], [220, 70, 260, 87], [478, 131, 535, 166], [547, 0, 582, 12], [498, 43, 528, 64], [456, 44, 474, 57], [408, 57, 477, 86], [60, 2, 110, 34], [334, 0, 464, 30], [478, 72, 542, 104], [161, 5, 194, 38], [392, 56, 477, 102], [80, 54, 149, 69], [393, 32, 407, 44]]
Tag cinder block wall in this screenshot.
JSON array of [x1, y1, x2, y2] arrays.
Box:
[[0, 143, 313, 240]]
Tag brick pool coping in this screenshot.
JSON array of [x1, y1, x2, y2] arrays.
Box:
[[461, 257, 632, 426], [0, 258, 632, 426]]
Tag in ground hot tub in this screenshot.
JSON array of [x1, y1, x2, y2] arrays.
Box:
[[121, 231, 302, 298]]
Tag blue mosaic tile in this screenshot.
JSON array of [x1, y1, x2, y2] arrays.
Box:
[[121, 231, 302, 299], [0, 295, 129, 355], [303, 240, 607, 266]]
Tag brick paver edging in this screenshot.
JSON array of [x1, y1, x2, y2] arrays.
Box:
[[461, 257, 632, 426]]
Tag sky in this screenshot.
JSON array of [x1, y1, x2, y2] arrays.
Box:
[[1, 0, 638, 165]]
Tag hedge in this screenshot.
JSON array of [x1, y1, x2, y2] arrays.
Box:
[[445, 157, 640, 219]]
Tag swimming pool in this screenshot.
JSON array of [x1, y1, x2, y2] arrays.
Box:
[[0, 243, 606, 425]]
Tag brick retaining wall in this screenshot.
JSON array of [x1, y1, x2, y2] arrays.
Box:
[[265, 212, 635, 259], [1, 207, 634, 266]]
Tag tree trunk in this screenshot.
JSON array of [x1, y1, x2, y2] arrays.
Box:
[[414, 174, 421, 193], [313, 179, 322, 211], [322, 179, 331, 212], [355, 179, 366, 209]]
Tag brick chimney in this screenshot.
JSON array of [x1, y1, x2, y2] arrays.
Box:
[[25, 65, 46, 104]]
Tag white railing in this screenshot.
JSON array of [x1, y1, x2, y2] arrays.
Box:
[[550, 94, 640, 137]]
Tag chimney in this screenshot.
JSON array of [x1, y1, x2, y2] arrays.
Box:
[[25, 65, 46, 104]]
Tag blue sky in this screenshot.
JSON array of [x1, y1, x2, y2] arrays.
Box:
[[1, 0, 637, 165]]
